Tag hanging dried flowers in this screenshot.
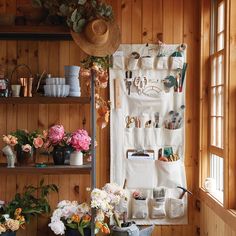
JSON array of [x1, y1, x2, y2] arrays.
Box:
[[80, 56, 111, 129]]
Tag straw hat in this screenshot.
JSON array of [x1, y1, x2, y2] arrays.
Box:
[[71, 18, 121, 57]]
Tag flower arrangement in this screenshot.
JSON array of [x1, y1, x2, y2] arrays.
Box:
[[49, 183, 127, 235], [0, 208, 25, 234], [3, 129, 44, 153], [0, 179, 58, 235], [43, 124, 91, 153], [48, 200, 91, 235]]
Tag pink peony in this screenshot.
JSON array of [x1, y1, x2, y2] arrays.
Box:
[[48, 125, 65, 145], [22, 144, 32, 152], [70, 129, 91, 152], [33, 136, 44, 148]]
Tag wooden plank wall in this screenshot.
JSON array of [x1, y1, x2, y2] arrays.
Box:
[[0, 0, 201, 235], [201, 202, 236, 236]]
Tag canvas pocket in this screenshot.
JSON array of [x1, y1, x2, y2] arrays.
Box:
[[141, 56, 154, 70], [156, 159, 183, 188], [165, 198, 185, 219], [127, 57, 139, 70], [126, 159, 156, 188], [113, 56, 125, 70], [163, 128, 183, 146], [124, 128, 134, 148], [156, 56, 169, 69], [131, 198, 148, 219], [170, 56, 184, 70], [151, 198, 166, 219], [133, 128, 144, 148]]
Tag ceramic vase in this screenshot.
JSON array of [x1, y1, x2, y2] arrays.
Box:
[[52, 146, 70, 165], [16, 146, 35, 166], [65, 228, 91, 236], [64, 65, 81, 97], [70, 151, 83, 166], [1, 231, 16, 236]]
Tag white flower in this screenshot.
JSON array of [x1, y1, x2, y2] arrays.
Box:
[[49, 220, 65, 235], [51, 209, 63, 222], [95, 210, 105, 222], [61, 205, 77, 219], [78, 202, 90, 214], [57, 200, 71, 208]]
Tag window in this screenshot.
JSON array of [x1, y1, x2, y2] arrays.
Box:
[[209, 0, 225, 202]]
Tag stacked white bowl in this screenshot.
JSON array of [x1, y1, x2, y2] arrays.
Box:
[[64, 65, 81, 97], [44, 77, 70, 97]]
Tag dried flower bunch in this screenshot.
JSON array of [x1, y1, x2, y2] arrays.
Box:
[[3, 129, 44, 153], [80, 56, 111, 129]]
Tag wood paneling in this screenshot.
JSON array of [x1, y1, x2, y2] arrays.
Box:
[[201, 202, 236, 236], [0, 0, 201, 235]]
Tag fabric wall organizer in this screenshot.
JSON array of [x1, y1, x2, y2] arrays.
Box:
[[109, 44, 188, 225]]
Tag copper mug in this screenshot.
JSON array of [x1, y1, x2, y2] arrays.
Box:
[[19, 77, 33, 97]]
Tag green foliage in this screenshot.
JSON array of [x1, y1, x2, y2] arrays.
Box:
[[31, 0, 114, 33], [81, 55, 110, 69], [10, 129, 40, 147], [2, 179, 58, 223]]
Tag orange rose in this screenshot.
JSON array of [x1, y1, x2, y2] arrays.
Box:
[[33, 137, 44, 148]]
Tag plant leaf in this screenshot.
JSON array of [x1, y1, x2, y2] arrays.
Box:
[[71, 9, 78, 22], [78, 0, 87, 5]]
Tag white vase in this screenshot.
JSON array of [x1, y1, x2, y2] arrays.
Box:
[[70, 151, 83, 166]]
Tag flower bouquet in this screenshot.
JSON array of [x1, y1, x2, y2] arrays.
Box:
[[2, 129, 44, 166], [48, 201, 92, 236], [0, 208, 25, 236], [43, 124, 91, 166], [43, 124, 71, 165], [49, 183, 127, 236]]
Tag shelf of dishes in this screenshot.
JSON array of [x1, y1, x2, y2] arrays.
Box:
[[0, 164, 92, 175]]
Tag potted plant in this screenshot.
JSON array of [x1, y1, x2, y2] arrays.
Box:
[[0, 179, 58, 236], [2, 129, 44, 166]]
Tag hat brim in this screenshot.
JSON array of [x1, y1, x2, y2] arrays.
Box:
[[71, 21, 121, 57]]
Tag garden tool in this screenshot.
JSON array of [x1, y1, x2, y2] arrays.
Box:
[[177, 186, 193, 199]]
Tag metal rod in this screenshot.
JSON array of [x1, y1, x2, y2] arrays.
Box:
[[91, 69, 96, 236]]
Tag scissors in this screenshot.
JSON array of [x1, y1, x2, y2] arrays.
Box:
[[125, 116, 135, 128]]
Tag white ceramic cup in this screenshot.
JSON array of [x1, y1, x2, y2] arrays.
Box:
[[11, 84, 21, 97], [204, 177, 216, 193]]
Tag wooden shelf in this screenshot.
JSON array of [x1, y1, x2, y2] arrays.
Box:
[[0, 96, 90, 104], [0, 164, 92, 175], [0, 25, 72, 40]]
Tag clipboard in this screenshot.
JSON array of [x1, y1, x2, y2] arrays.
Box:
[[126, 149, 155, 160]]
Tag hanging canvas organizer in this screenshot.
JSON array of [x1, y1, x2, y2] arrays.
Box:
[[109, 44, 188, 225]]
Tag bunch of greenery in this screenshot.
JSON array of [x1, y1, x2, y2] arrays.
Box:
[[1, 179, 58, 223], [32, 0, 113, 33]]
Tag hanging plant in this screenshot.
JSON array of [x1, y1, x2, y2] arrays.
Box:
[[32, 0, 114, 33], [80, 55, 111, 129]]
